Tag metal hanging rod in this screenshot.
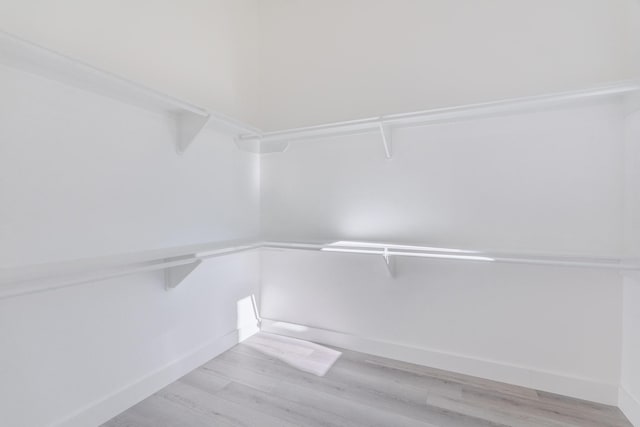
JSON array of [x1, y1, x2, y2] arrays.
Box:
[[264, 241, 640, 278], [237, 80, 640, 158], [0, 30, 261, 154], [2, 240, 638, 298], [0, 240, 262, 299], [3, 28, 637, 157]]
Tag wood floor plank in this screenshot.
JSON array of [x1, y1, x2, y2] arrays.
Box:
[[459, 385, 632, 427], [215, 346, 506, 427], [199, 356, 279, 393], [426, 393, 567, 427], [101, 411, 156, 427], [347, 350, 539, 401], [178, 367, 232, 393], [327, 352, 464, 399], [209, 355, 447, 426], [102, 333, 632, 427], [536, 389, 628, 419], [267, 380, 440, 427], [157, 380, 299, 427], [214, 381, 369, 427], [118, 393, 231, 427]]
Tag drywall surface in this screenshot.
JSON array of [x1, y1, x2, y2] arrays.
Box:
[[623, 108, 640, 257], [620, 110, 640, 424], [261, 249, 622, 403], [2, 0, 636, 131], [0, 64, 260, 267], [256, 0, 639, 130], [627, 1, 640, 86], [0, 0, 261, 125], [0, 252, 260, 427], [260, 102, 626, 403], [0, 64, 261, 426], [261, 102, 625, 256], [621, 277, 640, 425]]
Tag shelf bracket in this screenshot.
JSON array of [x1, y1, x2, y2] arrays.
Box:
[[383, 248, 396, 278], [379, 122, 392, 159], [176, 112, 211, 154], [165, 258, 202, 289]]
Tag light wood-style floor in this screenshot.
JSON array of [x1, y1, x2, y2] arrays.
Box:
[[103, 333, 631, 427]]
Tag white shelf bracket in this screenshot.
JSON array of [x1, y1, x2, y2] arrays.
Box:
[[383, 247, 396, 278], [176, 112, 211, 154], [379, 122, 392, 159], [165, 258, 202, 289]]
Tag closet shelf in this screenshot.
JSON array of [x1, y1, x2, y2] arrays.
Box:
[[0, 240, 261, 299], [239, 81, 640, 158], [264, 241, 640, 278], [3, 28, 638, 157], [0, 30, 260, 153], [2, 240, 638, 298]]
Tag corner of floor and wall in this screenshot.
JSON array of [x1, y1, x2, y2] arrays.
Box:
[[2, 1, 640, 426], [0, 60, 263, 427], [3, 65, 640, 427], [618, 104, 640, 427], [619, 275, 640, 426]]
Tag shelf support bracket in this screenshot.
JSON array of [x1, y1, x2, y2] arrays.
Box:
[[383, 247, 396, 278], [165, 258, 202, 289], [176, 113, 211, 154], [379, 122, 392, 159]]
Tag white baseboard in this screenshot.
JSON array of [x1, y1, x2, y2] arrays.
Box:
[[261, 319, 619, 405], [52, 324, 259, 427], [620, 387, 640, 426]]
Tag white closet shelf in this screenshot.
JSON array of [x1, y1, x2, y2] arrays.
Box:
[[2, 240, 638, 298], [0, 30, 260, 153], [3, 29, 638, 157], [264, 241, 640, 278], [0, 240, 261, 299], [239, 80, 640, 158]]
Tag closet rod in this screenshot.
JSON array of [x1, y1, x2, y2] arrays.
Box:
[[0, 30, 261, 153], [238, 80, 640, 145], [0, 241, 261, 299], [3, 240, 637, 298], [264, 241, 640, 272]]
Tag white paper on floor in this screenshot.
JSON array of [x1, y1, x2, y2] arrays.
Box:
[[245, 332, 341, 376]]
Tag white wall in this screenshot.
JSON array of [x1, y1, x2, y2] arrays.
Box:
[[256, 0, 639, 130], [0, 64, 260, 267], [0, 252, 260, 427], [0, 0, 261, 125], [262, 102, 625, 256], [0, 60, 261, 426], [619, 2, 640, 421], [260, 102, 627, 404], [620, 107, 640, 424], [261, 250, 622, 403], [1, 2, 638, 424], [3, 0, 636, 132], [621, 276, 640, 425]]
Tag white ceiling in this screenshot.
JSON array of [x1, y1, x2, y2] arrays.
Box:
[[0, 0, 638, 131]]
